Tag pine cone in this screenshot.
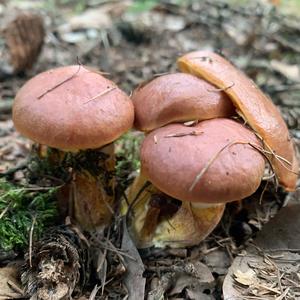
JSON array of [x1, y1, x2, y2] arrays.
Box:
[[21, 225, 89, 300]]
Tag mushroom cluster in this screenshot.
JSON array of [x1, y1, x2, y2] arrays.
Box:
[[125, 51, 298, 248], [13, 65, 134, 230]]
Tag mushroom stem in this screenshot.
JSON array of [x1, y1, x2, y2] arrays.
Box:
[[124, 174, 225, 248], [71, 143, 115, 230], [36, 143, 115, 230]]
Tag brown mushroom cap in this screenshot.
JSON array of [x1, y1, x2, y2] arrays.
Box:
[[13, 65, 134, 150], [177, 51, 298, 191], [141, 118, 265, 203], [132, 73, 235, 131]]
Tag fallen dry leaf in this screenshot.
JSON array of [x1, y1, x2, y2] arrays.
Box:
[[0, 265, 23, 299], [186, 286, 213, 300], [223, 203, 300, 300], [169, 261, 215, 296], [233, 268, 256, 286], [270, 60, 300, 82], [121, 217, 146, 300]]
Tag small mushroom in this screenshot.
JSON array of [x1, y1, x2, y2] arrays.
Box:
[[132, 73, 235, 131], [13, 65, 134, 230], [126, 119, 265, 248]]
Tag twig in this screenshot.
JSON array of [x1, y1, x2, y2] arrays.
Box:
[[207, 82, 235, 92], [11, 185, 62, 192], [275, 288, 290, 300], [122, 190, 130, 207], [251, 144, 299, 175], [284, 277, 300, 287], [83, 65, 110, 76], [277, 267, 283, 295], [262, 172, 275, 181], [0, 202, 11, 219], [37, 64, 82, 99], [7, 280, 24, 295], [97, 246, 108, 273], [83, 86, 116, 104], [164, 131, 203, 138], [189, 140, 245, 191], [29, 215, 36, 268], [259, 180, 269, 205], [258, 148, 292, 166], [153, 72, 170, 77], [69, 222, 90, 247], [0, 161, 27, 177], [103, 238, 135, 261], [89, 285, 101, 300], [125, 180, 151, 222], [189, 140, 279, 192], [262, 248, 300, 253], [255, 283, 281, 295]]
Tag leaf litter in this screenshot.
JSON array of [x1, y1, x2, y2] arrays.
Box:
[[223, 203, 300, 300]]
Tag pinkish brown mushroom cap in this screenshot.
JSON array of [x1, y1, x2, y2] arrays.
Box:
[[177, 51, 298, 191], [141, 118, 265, 204], [132, 73, 235, 131], [13, 65, 134, 150]]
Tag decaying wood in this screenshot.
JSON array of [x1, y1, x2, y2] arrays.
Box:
[[2, 13, 45, 73]]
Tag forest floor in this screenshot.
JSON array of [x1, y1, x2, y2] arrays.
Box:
[[0, 0, 300, 299]]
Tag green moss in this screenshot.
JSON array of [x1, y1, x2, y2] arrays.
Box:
[[27, 145, 115, 182], [27, 146, 116, 201], [115, 131, 143, 195], [0, 179, 58, 252], [116, 131, 143, 171], [127, 0, 160, 13], [27, 146, 70, 183]]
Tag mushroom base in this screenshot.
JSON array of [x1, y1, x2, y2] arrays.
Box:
[[33, 143, 115, 231], [123, 174, 225, 248]]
